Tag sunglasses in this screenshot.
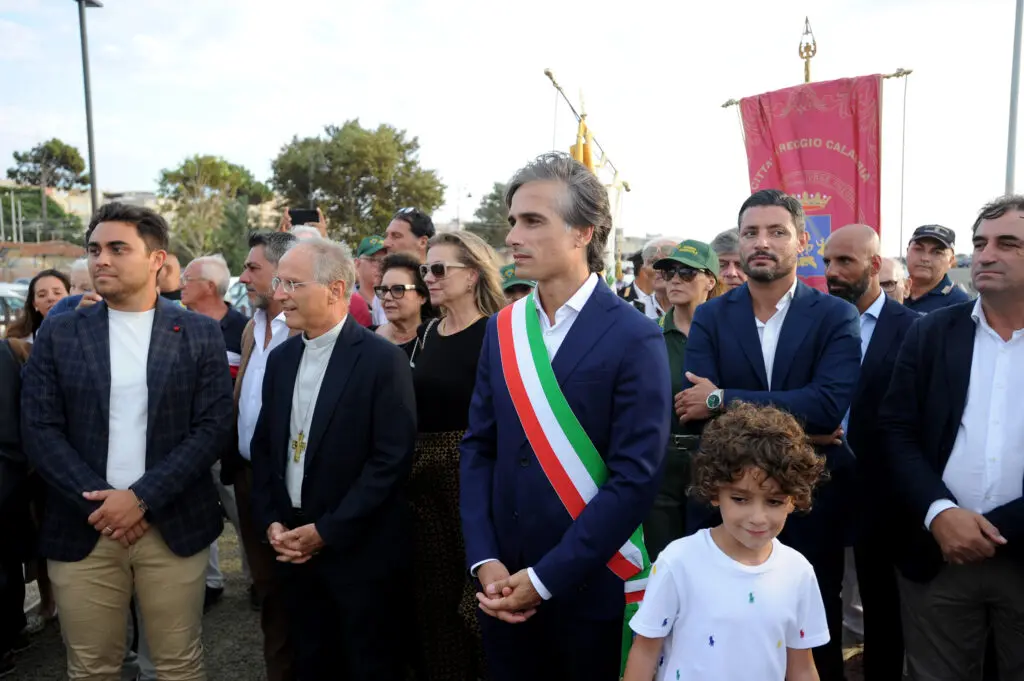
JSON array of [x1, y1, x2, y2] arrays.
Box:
[[419, 262, 468, 279], [656, 265, 703, 282], [374, 284, 419, 300]]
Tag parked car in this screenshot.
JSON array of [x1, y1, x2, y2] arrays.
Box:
[[0, 284, 26, 337]]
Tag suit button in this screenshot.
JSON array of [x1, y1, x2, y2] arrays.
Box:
[[519, 456, 529, 467]]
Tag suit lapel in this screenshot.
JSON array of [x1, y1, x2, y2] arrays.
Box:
[[146, 299, 183, 437], [944, 307, 976, 430], [770, 284, 814, 390], [549, 283, 617, 384], [305, 321, 362, 468], [728, 288, 770, 390], [78, 303, 112, 424], [856, 299, 898, 402]]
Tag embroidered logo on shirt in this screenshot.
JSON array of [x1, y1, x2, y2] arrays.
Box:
[[708, 635, 715, 647], [777, 640, 783, 648], [658, 655, 664, 667], [662, 618, 669, 627], [676, 671, 681, 680], [652, 564, 657, 575], [748, 592, 755, 603], [800, 629, 805, 639]]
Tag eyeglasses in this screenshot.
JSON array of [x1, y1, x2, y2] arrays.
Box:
[[880, 280, 899, 291], [656, 265, 703, 282], [419, 262, 468, 279], [271, 277, 317, 293], [179, 274, 204, 285], [374, 284, 419, 300]]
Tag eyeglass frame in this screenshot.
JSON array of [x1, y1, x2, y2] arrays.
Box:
[[373, 284, 420, 300], [420, 262, 469, 279], [271, 276, 319, 294], [880, 280, 899, 292]]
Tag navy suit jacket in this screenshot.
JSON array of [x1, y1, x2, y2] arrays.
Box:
[[250, 320, 416, 582], [21, 298, 233, 562], [879, 302, 1024, 581], [683, 281, 862, 554], [846, 297, 919, 524], [460, 282, 671, 620]]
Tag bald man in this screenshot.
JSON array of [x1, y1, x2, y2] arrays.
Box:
[[879, 257, 908, 304], [823, 224, 920, 681]]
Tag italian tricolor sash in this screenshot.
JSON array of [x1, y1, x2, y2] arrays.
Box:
[[496, 294, 651, 671]]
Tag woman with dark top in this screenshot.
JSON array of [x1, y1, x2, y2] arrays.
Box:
[[409, 231, 504, 681], [374, 252, 430, 359], [644, 239, 724, 561], [5, 269, 70, 341]]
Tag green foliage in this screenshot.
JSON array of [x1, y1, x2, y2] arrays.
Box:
[[0, 189, 83, 241], [270, 120, 446, 247], [464, 182, 509, 249], [6, 138, 89, 189], [158, 155, 272, 206], [211, 200, 254, 273]]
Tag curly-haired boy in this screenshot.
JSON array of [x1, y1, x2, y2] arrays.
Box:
[[623, 402, 828, 681]]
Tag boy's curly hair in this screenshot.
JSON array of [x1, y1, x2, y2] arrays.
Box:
[[691, 402, 826, 511]]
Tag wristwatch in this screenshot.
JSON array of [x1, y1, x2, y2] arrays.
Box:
[[705, 389, 725, 413]]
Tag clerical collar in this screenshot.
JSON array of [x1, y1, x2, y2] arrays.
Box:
[[302, 316, 346, 350]]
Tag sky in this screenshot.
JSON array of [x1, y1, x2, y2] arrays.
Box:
[[0, 0, 1020, 257]]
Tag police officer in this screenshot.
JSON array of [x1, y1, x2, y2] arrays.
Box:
[[903, 224, 971, 313], [618, 251, 646, 314]]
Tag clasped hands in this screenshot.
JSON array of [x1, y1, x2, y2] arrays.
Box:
[[475, 561, 542, 624], [84, 489, 148, 547], [267, 522, 324, 564]]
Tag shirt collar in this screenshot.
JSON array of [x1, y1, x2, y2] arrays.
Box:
[[776, 279, 798, 311], [255, 307, 287, 327], [532, 273, 600, 317], [302, 316, 346, 350], [863, 290, 886, 320]]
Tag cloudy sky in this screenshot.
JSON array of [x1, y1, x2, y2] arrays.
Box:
[[0, 0, 1018, 255]]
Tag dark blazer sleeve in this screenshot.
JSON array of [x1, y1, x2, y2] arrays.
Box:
[[532, 319, 671, 597], [878, 318, 956, 523], [985, 499, 1024, 547], [459, 318, 502, 569], [130, 322, 234, 513], [722, 304, 861, 433], [314, 342, 416, 548], [250, 346, 279, 534], [21, 321, 111, 515], [683, 304, 722, 386]]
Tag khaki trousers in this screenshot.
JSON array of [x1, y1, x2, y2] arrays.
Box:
[[48, 527, 208, 681]]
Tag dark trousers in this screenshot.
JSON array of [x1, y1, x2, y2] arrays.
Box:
[[854, 522, 905, 681], [234, 464, 295, 681], [643, 441, 695, 562], [898, 557, 1024, 681], [280, 532, 405, 681], [479, 603, 622, 681], [0, 556, 25, 657]]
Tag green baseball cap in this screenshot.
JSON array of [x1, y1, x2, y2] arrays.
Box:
[[500, 263, 535, 291], [654, 240, 720, 277], [356, 235, 385, 258]]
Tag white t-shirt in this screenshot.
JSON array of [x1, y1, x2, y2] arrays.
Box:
[[106, 308, 155, 489], [630, 528, 829, 681]]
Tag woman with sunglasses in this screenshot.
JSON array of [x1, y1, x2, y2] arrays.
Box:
[[408, 231, 504, 681], [374, 252, 431, 358], [644, 240, 725, 561]]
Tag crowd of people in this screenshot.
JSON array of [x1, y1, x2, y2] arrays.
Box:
[[0, 150, 1021, 681]]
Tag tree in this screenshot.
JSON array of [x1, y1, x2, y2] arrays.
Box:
[[465, 182, 509, 249], [211, 200, 254, 273], [0, 189, 83, 241], [7, 138, 89, 190], [270, 120, 446, 246], [158, 155, 273, 206]]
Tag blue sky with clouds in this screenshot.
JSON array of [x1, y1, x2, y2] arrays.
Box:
[[0, 0, 1018, 254]]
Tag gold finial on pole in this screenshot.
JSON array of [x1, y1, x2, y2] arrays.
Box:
[[799, 17, 817, 83]]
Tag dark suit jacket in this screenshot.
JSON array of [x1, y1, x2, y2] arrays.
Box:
[[21, 298, 233, 562], [250, 319, 416, 582], [460, 283, 671, 620], [879, 301, 1024, 582], [0, 340, 28, 508], [846, 297, 919, 525], [683, 281, 862, 554]]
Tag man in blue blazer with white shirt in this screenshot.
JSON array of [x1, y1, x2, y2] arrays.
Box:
[[677, 190, 861, 681], [460, 153, 671, 681]]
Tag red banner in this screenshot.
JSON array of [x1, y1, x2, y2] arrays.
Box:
[[740, 75, 882, 290]]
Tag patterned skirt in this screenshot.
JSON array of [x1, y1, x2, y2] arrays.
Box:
[[409, 430, 483, 681]]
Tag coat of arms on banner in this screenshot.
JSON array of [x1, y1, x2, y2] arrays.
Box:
[[796, 191, 831, 289]]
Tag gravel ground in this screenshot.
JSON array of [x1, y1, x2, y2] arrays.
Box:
[[13, 525, 866, 681]]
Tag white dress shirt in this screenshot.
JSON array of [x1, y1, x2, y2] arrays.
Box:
[[106, 308, 155, 489], [371, 296, 388, 326], [924, 299, 1024, 529], [286, 317, 346, 507], [634, 284, 664, 321], [474, 273, 601, 601], [754, 279, 798, 388], [238, 309, 291, 461], [841, 290, 886, 433]]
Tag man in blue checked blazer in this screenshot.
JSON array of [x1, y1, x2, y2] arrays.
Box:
[[22, 202, 233, 681]]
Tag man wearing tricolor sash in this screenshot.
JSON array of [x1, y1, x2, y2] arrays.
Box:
[[460, 153, 672, 681]]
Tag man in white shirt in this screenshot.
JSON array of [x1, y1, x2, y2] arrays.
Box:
[[880, 195, 1024, 680], [461, 153, 671, 681], [220, 230, 297, 681], [620, 238, 677, 320], [22, 202, 233, 680], [249, 238, 416, 680]]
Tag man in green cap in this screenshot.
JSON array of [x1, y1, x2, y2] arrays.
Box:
[[355, 234, 387, 325], [644, 239, 720, 560], [500, 262, 535, 305]]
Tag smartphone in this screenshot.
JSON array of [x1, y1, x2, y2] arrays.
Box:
[[288, 208, 319, 226]]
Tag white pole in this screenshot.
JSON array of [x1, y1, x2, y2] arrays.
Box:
[[1007, 0, 1024, 194]]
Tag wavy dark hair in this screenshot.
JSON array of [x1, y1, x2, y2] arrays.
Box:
[[380, 252, 433, 322], [691, 402, 826, 511], [7, 269, 71, 339]]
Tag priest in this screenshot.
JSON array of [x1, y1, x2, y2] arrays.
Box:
[[249, 238, 417, 680]]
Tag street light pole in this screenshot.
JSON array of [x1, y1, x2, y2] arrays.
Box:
[[74, 0, 103, 215], [1009, 0, 1024, 194]]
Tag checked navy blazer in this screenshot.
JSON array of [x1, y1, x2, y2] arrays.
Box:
[[22, 297, 234, 562]]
